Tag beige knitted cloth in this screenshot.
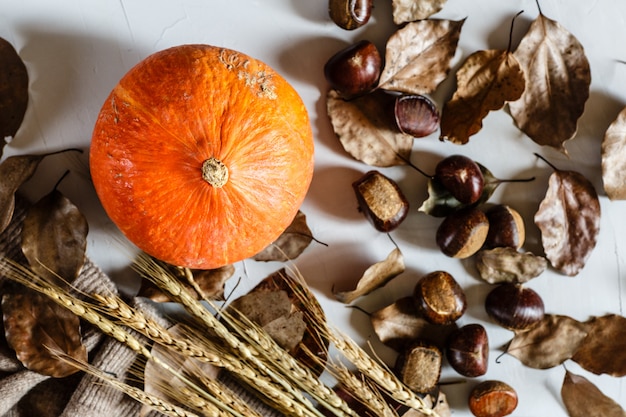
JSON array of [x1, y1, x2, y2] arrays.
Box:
[[0, 197, 283, 417]]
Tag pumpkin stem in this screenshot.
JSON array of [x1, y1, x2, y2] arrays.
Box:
[[202, 157, 229, 188]]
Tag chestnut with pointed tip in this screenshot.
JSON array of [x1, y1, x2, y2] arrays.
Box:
[[414, 271, 467, 325], [324, 40, 381, 100], [435, 154, 485, 205], [436, 207, 489, 258], [446, 323, 489, 377], [484, 204, 525, 249]]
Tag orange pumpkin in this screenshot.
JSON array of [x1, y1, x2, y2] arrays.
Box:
[[90, 44, 314, 269]]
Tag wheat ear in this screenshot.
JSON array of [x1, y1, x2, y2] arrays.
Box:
[[133, 254, 330, 417]]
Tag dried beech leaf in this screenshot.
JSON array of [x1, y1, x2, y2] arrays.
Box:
[[561, 370, 626, 417], [228, 290, 292, 327], [249, 269, 329, 373], [506, 314, 588, 369], [509, 13, 591, 151], [379, 19, 464, 95], [0, 37, 29, 152], [254, 210, 313, 262], [440, 49, 525, 144], [601, 107, 626, 200], [371, 297, 456, 351], [327, 89, 412, 167], [475, 247, 548, 284], [21, 189, 88, 286], [0, 154, 49, 234], [334, 247, 405, 304], [263, 311, 307, 352], [534, 170, 600, 276], [2, 289, 86, 378], [572, 314, 626, 377], [391, 0, 448, 25]]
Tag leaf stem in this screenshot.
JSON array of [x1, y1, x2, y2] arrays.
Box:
[[507, 10, 524, 53], [534, 152, 559, 171], [395, 151, 433, 178]]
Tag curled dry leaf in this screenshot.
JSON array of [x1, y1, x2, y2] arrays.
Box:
[[2, 288, 86, 378], [475, 247, 548, 284], [137, 263, 235, 302], [334, 247, 405, 304], [509, 13, 591, 151], [378, 19, 465, 95], [534, 169, 600, 276], [440, 48, 525, 145], [561, 370, 626, 417], [601, 107, 626, 200], [21, 188, 88, 286], [572, 314, 626, 377], [327, 89, 413, 167], [391, 0, 448, 25], [506, 314, 588, 369], [254, 210, 313, 262], [371, 297, 457, 351], [0, 149, 80, 236], [0, 37, 29, 153]]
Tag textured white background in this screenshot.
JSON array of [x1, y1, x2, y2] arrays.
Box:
[[2, 0, 626, 415]]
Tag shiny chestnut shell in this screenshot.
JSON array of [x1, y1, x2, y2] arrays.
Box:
[[468, 380, 518, 417], [436, 207, 489, 259], [324, 40, 381, 100], [413, 271, 467, 325], [485, 283, 545, 331], [435, 154, 484, 205], [484, 205, 525, 249], [446, 323, 489, 377], [394, 94, 440, 138]]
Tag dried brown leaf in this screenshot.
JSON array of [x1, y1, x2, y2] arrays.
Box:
[[263, 311, 307, 352], [228, 290, 293, 327], [534, 170, 600, 276], [2, 289, 86, 378], [440, 49, 525, 144], [509, 13, 591, 151], [475, 247, 548, 284], [379, 19, 464, 95], [0, 154, 49, 234], [371, 297, 457, 351], [601, 106, 626, 200], [391, 0, 448, 25], [572, 314, 626, 377], [506, 314, 588, 369], [0, 37, 29, 152], [334, 248, 405, 304], [561, 370, 626, 417], [21, 189, 88, 286], [326, 89, 412, 167], [254, 210, 313, 262]]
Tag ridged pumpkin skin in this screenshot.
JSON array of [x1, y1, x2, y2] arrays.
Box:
[[90, 44, 314, 269]]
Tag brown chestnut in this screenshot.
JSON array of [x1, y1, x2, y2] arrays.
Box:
[[328, 0, 372, 30], [436, 207, 489, 259], [395, 340, 442, 394], [352, 170, 409, 232], [394, 94, 440, 138], [485, 283, 544, 331], [484, 205, 525, 249], [446, 323, 489, 377], [468, 380, 518, 417], [414, 271, 467, 325], [435, 154, 484, 205], [324, 40, 381, 100]]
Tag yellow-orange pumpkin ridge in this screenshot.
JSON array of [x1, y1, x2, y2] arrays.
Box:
[[90, 44, 314, 269]]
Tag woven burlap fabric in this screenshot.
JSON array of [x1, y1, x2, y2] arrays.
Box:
[[0, 196, 286, 417]]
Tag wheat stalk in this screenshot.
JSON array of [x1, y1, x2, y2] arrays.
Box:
[[0, 259, 253, 417], [133, 254, 335, 417]]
